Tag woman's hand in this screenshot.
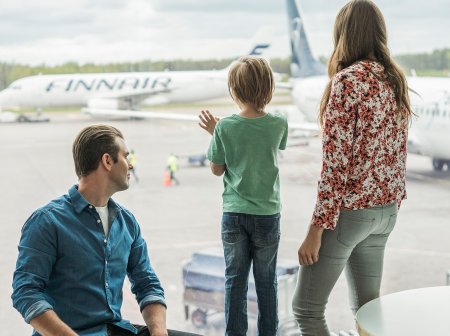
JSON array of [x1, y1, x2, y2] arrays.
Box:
[[298, 225, 324, 266], [199, 110, 220, 135]]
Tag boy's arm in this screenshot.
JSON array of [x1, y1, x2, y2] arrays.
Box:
[[203, 110, 226, 175], [210, 162, 226, 176]]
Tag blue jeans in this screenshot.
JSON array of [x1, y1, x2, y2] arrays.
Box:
[[221, 212, 281, 336]]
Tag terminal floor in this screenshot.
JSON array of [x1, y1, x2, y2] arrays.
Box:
[[1, 108, 449, 335]]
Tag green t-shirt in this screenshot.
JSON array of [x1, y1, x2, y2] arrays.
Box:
[[207, 113, 288, 215]]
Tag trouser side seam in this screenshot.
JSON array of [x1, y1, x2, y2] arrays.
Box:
[[347, 256, 360, 313], [305, 264, 319, 336]]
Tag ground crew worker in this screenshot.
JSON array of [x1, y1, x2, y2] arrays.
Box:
[[167, 153, 179, 185], [129, 149, 139, 182]]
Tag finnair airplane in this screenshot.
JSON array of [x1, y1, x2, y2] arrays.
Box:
[[0, 26, 275, 112], [284, 0, 450, 171]]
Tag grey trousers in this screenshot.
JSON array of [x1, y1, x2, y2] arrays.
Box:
[[291, 202, 398, 336]]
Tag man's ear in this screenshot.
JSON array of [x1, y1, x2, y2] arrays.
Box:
[[101, 154, 113, 172]]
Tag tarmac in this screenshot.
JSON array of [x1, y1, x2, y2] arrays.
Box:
[[1, 95, 449, 335]]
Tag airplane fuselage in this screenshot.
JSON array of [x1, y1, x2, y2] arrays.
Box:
[[290, 75, 450, 161], [0, 70, 229, 109]]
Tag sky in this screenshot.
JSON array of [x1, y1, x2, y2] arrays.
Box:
[[0, 0, 449, 66]]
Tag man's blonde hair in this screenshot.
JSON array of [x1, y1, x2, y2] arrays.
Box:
[[228, 56, 274, 112]]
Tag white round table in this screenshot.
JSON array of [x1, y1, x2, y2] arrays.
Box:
[[356, 286, 450, 336]]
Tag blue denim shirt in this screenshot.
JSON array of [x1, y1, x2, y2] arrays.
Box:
[[12, 185, 166, 336]]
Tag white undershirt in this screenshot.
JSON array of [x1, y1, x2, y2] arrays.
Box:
[[95, 205, 110, 238]]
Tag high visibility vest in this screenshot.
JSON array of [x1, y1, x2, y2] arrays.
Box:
[[129, 154, 137, 167], [167, 155, 178, 172]]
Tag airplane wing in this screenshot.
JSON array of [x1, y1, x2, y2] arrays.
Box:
[[82, 108, 203, 121], [275, 82, 293, 90], [83, 108, 320, 131], [288, 122, 319, 131]]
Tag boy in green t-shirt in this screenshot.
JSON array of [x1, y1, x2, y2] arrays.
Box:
[[198, 56, 288, 336]]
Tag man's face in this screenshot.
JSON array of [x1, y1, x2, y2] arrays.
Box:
[[109, 137, 132, 192]]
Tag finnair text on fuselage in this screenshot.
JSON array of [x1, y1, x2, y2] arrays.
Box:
[[46, 76, 172, 92]]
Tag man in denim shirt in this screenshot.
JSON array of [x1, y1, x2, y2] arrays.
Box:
[[12, 125, 197, 336]]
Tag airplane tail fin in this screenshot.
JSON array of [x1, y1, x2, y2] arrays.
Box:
[[287, 0, 327, 78], [221, 26, 275, 72], [244, 25, 275, 59]]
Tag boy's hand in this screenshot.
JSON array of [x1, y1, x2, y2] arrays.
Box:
[[199, 110, 220, 135]]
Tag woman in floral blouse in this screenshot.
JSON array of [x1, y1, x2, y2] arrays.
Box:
[[291, 1, 416, 335]]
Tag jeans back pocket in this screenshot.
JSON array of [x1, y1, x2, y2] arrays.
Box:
[[254, 215, 280, 246], [380, 213, 397, 235], [221, 215, 241, 243], [337, 213, 374, 247]]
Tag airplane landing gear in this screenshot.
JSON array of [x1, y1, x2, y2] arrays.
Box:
[[432, 158, 446, 171]]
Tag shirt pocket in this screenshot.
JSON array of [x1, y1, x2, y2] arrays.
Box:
[[337, 212, 374, 248], [254, 215, 280, 246], [221, 215, 241, 243]]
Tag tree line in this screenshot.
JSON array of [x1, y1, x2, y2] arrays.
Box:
[[1, 49, 449, 90]]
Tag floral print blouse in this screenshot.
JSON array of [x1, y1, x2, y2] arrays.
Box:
[[311, 61, 407, 230]]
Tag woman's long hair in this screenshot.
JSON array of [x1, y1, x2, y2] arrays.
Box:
[[319, 0, 416, 128]]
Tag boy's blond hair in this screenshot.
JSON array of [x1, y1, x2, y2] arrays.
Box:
[[228, 56, 274, 112]]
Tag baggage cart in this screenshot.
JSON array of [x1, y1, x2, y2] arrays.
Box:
[[182, 248, 301, 335]]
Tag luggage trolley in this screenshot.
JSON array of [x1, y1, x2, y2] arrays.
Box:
[[182, 248, 301, 335]]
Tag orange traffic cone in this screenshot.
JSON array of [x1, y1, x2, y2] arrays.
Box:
[[164, 170, 172, 187]]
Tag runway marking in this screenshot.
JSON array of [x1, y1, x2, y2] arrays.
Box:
[[407, 172, 450, 186], [281, 238, 450, 258]]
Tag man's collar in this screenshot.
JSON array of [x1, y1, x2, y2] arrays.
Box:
[[69, 185, 122, 214], [69, 185, 90, 214], [108, 197, 122, 212]]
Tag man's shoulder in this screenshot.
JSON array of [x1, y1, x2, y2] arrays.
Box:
[[116, 203, 134, 219], [24, 194, 71, 230], [112, 201, 138, 225], [34, 194, 71, 217]]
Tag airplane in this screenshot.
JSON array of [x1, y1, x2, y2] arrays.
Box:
[[0, 26, 277, 112], [0, 23, 319, 131], [284, 0, 450, 171]]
